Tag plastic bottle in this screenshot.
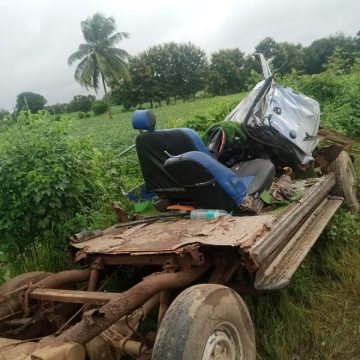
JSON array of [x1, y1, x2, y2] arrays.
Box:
[[190, 209, 230, 220]]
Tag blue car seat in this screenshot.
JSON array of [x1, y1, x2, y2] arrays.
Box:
[[133, 110, 210, 199], [133, 109, 275, 211]]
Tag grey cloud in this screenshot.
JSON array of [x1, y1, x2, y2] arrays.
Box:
[[0, 0, 359, 110]]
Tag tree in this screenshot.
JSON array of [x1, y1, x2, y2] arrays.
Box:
[[0, 108, 10, 121], [68, 95, 96, 113], [303, 33, 358, 74], [255, 37, 279, 59], [324, 48, 351, 75], [16, 92, 47, 113], [45, 103, 69, 115], [68, 13, 130, 94], [255, 38, 304, 74], [207, 48, 246, 95], [112, 42, 207, 108]]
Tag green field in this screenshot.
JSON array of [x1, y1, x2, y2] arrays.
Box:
[[68, 95, 360, 360], [70, 93, 244, 149], [0, 87, 359, 359]]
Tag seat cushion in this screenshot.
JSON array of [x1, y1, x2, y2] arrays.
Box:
[[164, 151, 248, 210], [231, 159, 275, 195]]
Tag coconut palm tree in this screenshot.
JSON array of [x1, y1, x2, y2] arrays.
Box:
[[68, 13, 130, 94]]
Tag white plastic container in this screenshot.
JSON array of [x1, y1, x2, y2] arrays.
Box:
[[190, 209, 229, 220]]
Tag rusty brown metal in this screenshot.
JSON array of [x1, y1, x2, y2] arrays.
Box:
[[157, 291, 170, 328], [36, 269, 90, 289], [58, 263, 210, 345], [29, 288, 119, 305], [141, 293, 160, 319], [0, 336, 86, 360], [318, 128, 355, 150], [71, 215, 275, 257], [255, 197, 343, 290], [315, 144, 343, 172], [249, 173, 336, 267], [112, 202, 129, 223], [102, 254, 177, 266]]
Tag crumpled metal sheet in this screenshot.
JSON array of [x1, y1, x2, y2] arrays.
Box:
[[71, 215, 275, 256], [225, 55, 320, 165]]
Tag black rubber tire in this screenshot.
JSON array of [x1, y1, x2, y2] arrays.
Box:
[[152, 284, 256, 360], [0, 271, 51, 295], [329, 150, 359, 212]]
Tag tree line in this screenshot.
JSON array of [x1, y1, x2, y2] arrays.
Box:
[[110, 31, 360, 109], [1, 12, 359, 119]]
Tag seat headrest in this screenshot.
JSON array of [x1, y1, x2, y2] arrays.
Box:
[[132, 109, 156, 132]]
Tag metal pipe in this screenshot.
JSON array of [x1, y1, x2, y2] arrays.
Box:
[[157, 291, 170, 328], [29, 288, 119, 305], [58, 264, 210, 344], [141, 293, 160, 319], [35, 269, 91, 289]]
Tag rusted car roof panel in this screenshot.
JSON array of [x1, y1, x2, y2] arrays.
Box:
[[72, 175, 335, 270], [72, 215, 275, 255]]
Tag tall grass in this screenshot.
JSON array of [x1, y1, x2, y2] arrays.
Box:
[[250, 210, 360, 359]]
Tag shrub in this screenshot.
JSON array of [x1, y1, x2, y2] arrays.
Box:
[[92, 100, 109, 116], [68, 95, 96, 113], [184, 99, 239, 134], [0, 111, 105, 273], [78, 112, 91, 119]]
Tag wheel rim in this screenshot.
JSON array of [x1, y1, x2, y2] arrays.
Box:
[[202, 322, 243, 360]]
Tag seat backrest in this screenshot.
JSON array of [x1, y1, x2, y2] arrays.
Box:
[[132, 110, 210, 199], [164, 151, 249, 210]]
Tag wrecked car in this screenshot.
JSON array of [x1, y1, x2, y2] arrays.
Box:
[[0, 55, 358, 360]]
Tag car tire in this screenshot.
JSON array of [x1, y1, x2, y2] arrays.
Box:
[[329, 150, 359, 212], [152, 284, 256, 360]]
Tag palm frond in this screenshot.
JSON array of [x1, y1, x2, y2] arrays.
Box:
[[68, 46, 91, 65], [74, 56, 91, 82], [109, 47, 131, 61], [107, 32, 130, 46], [81, 13, 117, 44]]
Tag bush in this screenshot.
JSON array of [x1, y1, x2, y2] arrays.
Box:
[[68, 95, 96, 113], [184, 99, 239, 134], [92, 100, 109, 116], [0, 111, 105, 274], [78, 111, 91, 119]]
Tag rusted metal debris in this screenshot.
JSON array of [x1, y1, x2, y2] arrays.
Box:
[[29, 288, 119, 305], [0, 336, 85, 360], [318, 128, 355, 150], [255, 196, 342, 290], [112, 202, 129, 223], [71, 215, 275, 258], [58, 263, 210, 345], [250, 173, 336, 267], [269, 168, 294, 202], [315, 144, 343, 172]]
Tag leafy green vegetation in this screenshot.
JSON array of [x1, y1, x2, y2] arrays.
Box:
[[250, 210, 360, 360], [0, 63, 359, 359], [68, 13, 130, 93], [16, 91, 47, 113], [92, 99, 109, 115]]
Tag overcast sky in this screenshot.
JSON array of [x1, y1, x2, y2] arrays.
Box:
[[0, 0, 359, 110]]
